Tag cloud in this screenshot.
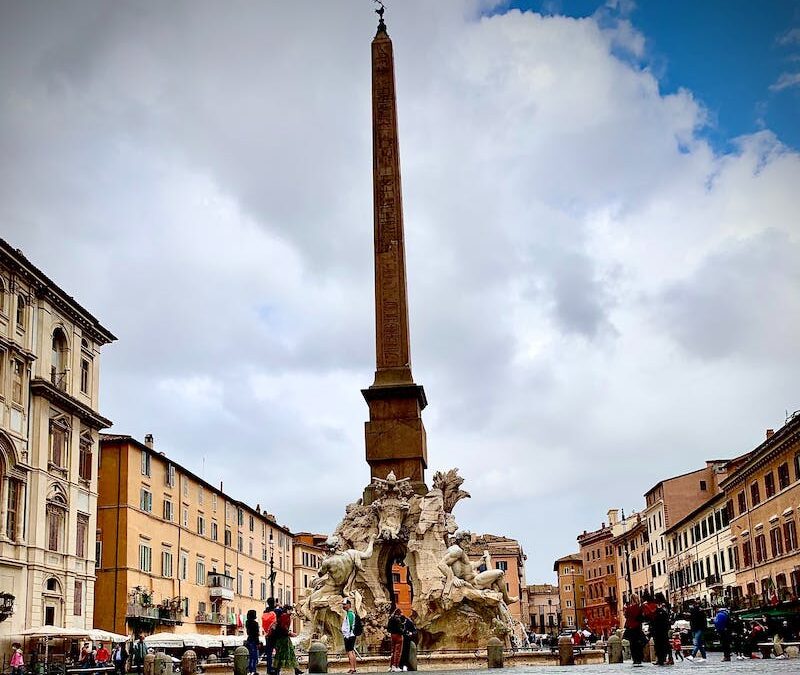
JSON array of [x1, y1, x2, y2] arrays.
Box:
[[0, 1, 798, 582], [770, 72, 800, 92]]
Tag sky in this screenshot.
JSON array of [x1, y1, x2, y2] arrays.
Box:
[[1, 0, 798, 584]]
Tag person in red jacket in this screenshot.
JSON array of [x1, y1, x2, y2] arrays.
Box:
[[624, 594, 645, 667]]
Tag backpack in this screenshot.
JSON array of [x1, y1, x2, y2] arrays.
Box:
[[353, 612, 364, 637]]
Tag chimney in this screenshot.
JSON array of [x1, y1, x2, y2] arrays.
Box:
[[144, 434, 154, 449], [766, 429, 775, 439], [607, 509, 619, 526]]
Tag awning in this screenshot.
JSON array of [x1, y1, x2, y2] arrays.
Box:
[[737, 607, 798, 619]]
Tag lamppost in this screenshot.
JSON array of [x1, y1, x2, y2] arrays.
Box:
[[269, 531, 275, 600]]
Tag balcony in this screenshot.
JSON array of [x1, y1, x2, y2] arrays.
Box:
[[195, 612, 230, 625], [126, 602, 183, 625], [705, 574, 722, 588], [208, 572, 234, 601]]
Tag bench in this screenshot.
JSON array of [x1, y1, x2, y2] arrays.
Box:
[[756, 641, 800, 659], [66, 667, 116, 675]]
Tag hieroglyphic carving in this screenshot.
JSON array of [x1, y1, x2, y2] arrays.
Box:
[[372, 34, 409, 371]]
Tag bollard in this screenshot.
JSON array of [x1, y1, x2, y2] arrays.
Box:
[[557, 635, 574, 666], [154, 652, 172, 675], [607, 634, 622, 664], [144, 653, 156, 675], [621, 638, 631, 662], [407, 641, 418, 672], [181, 650, 197, 675], [308, 641, 328, 674], [487, 637, 504, 669], [645, 638, 654, 664], [233, 646, 249, 675]]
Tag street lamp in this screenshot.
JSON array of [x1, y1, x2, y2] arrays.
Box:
[[269, 531, 275, 600]]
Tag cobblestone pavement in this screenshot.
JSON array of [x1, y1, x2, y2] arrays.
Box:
[[432, 659, 799, 674]]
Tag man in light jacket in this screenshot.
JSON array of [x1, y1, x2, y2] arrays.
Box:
[[341, 598, 357, 673]]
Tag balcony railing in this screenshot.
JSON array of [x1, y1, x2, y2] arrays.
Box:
[[195, 612, 229, 625], [705, 574, 722, 588], [126, 602, 183, 625], [208, 572, 235, 600]]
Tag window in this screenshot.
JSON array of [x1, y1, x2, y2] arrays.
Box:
[[765, 472, 776, 499], [139, 543, 152, 572], [47, 504, 65, 552], [496, 560, 508, 571], [198, 486, 204, 505], [751, 482, 761, 506], [197, 515, 205, 536], [778, 463, 790, 490], [770, 528, 783, 557], [196, 560, 206, 585], [0, 278, 4, 313], [249, 515, 254, 532], [212, 493, 217, 512], [74, 580, 83, 616], [182, 478, 189, 498], [139, 489, 152, 512], [95, 540, 103, 568], [180, 552, 188, 580], [141, 452, 151, 477], [11, 359, 23, 405], [754, 534, 767, 564], [738, 491, 747, 515], [564, 584, 571, 592], [238, 535, 243, 553], [224, 528, 232, 546], [80, 358, 90, 394], [261, 579, 267, 601], [15, 295, 26, 330], [566, 599, 573, 608], [49, 420, 68, 468], [78, 437, 92, 481], [182, 508, 188, 527], [211, 522, 218, 541], [699, 480, 707, 491], [249, 578, 254, 597], [237, 571, 243, 595], [784, 520, 798, 552], [76, 514, 89, 558], [163, 499, 173, 521], [162, 551, 173, 577], [238, 508, 244, 527], [166, 464, 175, 487], [742, 541, 752, 567], [567, 615, 574, 626], [6, 479, 21, 540], [795, 452, 800, 482]]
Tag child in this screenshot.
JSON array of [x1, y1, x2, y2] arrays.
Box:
[[671, 633, 684, 662], [10, 643, 24, 675]]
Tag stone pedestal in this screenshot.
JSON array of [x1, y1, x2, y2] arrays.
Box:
[[154, 653, 172, 675], [233, 646, 249, 675], [607, 634, 622, 664], [181, 650, 197, 675], [487, 637, 503, 669], [308, 641, 327, 674], [558, 636, 574, 666], [143, 654, 155, 675], [407, 641, 418, 671]]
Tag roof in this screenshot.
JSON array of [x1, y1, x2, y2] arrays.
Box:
[[99, 433, 292, 534], [0, 238, 116, 344], [553, 553, 582, 572], [663, 491, 726, 535]]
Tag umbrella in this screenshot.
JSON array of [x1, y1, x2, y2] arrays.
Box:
[[144, 634, 186, 649], [17, 626, 76, 638], [86, 629, 129, 644]]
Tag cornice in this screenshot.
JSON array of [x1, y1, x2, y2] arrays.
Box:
[[30, 377, 112, 429], [719, 420, 800, 490]]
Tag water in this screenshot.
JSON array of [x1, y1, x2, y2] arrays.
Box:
[[421, 659, 799, 674]]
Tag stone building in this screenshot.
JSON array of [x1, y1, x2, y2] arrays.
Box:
[[95, 434, 293, 636], [721, 416, 800, 607], [293, 532, 327, 633], [466, 533, 528, 626], [0, 240, 115, 649], [553, 553, 584, 631], [526, 583, 559, 636], [610, 510, 650, 626], [577, 521, 617, 636], [665, 492, 735, 611]]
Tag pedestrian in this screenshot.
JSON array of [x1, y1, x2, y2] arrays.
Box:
[[79, 642, 92, 669], [10, 643, 24, 675], [96, 643, 111, 666], [131, 635, 147, 675], [272, 605, 302, 675], [387, 608, 404, 672], [341, 598, 358, 674], [112, 642, 128, 675], [671, 633, 683, 662], [774, 619, 793, 659], [713, 607, 731, 662], [262, 598, 278, 675], [398, 613, 418, 673], [245, 609, 261, 675], [747, 619, 765, 658], [623, 594, 645, 667], [651, 593, 671, 666], [687, 602, 707, 661]]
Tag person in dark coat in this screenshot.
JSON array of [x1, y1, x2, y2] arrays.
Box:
[[623, 594, 645, 667], [688, 602, 707, 661], [651, 593, 671, 666], [387, 608, 405, 671], [398, 613, 418, 672], [245, 608, 261, 675]]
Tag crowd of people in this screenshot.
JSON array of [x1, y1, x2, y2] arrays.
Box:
[[624, 591, 798, 666]]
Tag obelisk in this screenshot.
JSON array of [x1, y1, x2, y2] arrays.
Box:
[[362, 10, 428, 497]]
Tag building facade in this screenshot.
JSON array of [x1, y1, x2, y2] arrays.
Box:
[[577, 522, 617, 636], [95, 434, 293, 636], [466, 533, 528, 626], [611, 511, 650, 626], [722, 418, 800, 608], [0, 240, 115, 648], [665, 492, 735, 611], [553, 554, 584, 631], [526, 583, 559, 636]]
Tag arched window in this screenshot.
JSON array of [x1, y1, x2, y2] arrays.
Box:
[[0, 277, 5, 313], [15, 295, 26, 330], [46, 487, 68, 552], [51, 328, 69, 390]]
